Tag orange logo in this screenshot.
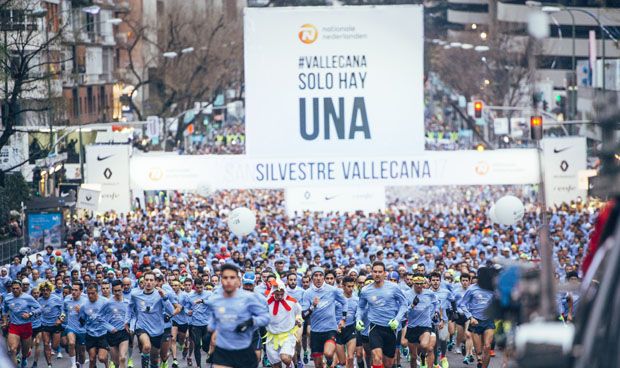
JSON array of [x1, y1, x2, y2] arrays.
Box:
[[475, 161, 490, 176], [299, 24, 318, 44], [148, 167, 164, 181]]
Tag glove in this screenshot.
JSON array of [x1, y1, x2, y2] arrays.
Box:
[[355, 320, 365, 331], [78, 317, 86, 326], [234, 318, 254, 333], [164, 315, 171, 323], [388, 319, 399, 331]]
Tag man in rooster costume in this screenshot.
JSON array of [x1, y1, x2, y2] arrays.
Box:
[[265, 280, 303, 368]]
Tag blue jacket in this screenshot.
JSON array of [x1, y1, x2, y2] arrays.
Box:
[[3, 294, 41, 325], [457, 285, 493, 321], [301, 283, 347, 332], [206, 289, 269, 350], [356, 282, 408, 327], [126, 289, 174, 336]]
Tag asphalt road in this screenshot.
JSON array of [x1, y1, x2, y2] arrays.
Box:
[[21, 342, 506, 368]]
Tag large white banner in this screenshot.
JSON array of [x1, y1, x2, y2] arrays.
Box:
[[244, 6, 425, 158], [130, 150, 540, 190], [542, 137, 587, 206], [285, 185, 385, 216], [85, 145, 131, 213]]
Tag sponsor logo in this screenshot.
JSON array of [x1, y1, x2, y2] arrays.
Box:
[[324, 195, 339, 201], [299, 24, 318, 44], [474, 161, 490, 176], [560, 160, 569, 172], [85, 195, 92, 201], [97, 154, 113, 161], [304, 191, 311, 200], [103, 168, 113, 179], [148, 167, 164, 181], [553, 146, 571, 154]]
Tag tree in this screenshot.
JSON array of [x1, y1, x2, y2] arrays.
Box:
[[0, 172, 29, 238], [116, 2, 243, 131], [0, 0, 66, 172], [431, 29, 536, 107]]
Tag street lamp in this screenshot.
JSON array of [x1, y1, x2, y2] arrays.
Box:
[[475, 45, 490, 52], [163, 51, 179, 59]]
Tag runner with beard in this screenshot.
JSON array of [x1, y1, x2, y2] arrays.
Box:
[[301, 267, 347, 368], [2, 280, 41, 367], [156, 273, 181, 368], [356, 262, 408, 368], [285, 272, 304, 367], [205, 264, 270, 368], [335, 276, 358, 368]]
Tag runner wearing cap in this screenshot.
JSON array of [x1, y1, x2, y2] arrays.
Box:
[[2, 280, 41, 367], [264, 280, 302, 368], [403, 273, 439, 368], [242, 271, 264, 364], [356, 261, 408, 368], [301, 266, 347, 368], [205, 264, 270, 368]]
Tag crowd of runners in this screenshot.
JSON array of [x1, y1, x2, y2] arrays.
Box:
[[0, 187, 596, 368]]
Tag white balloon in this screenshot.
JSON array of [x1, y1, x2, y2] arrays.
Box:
[[19, 247, 31, 256], [489, 205, 498, 224], [227, 207, 256, 236], [494, 195, 525, 226]]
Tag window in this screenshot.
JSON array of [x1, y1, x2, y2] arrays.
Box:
[[0, 9, 38, 31]]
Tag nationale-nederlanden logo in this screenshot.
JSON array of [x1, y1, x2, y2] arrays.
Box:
[[299, 24, 318, 44]]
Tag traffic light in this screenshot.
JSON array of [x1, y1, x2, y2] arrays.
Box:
[[474, 101, 483, 118], [530, 116, 543, 141]]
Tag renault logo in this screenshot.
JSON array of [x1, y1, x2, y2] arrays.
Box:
[[104, 168, 112, 179], [560, 160, 569, 172]]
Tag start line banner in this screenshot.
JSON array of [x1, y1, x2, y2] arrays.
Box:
[[130, 150, 540, 190]]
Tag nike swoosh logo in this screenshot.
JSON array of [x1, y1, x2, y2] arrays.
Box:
[[553, 147, 571, 153], [97, 154, 113, 161], [324, 195, 339, 201]]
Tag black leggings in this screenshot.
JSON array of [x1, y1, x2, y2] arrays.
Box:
[[191, 325, 211, 364]]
